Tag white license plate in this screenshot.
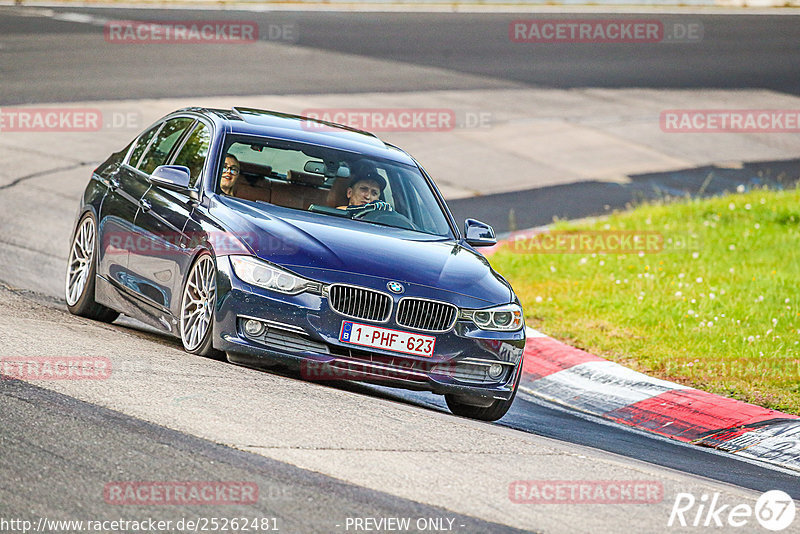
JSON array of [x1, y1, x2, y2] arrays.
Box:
[[339, 321, 436, 358]]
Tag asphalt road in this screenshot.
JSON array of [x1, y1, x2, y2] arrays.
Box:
[[0, 378, 525, 534], [449, 158, 800, 234], [0, 285, 794, 534], [354, 382, 800, 498], [0, 8, 798, 105]]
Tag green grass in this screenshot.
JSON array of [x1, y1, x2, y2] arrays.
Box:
[[490, 188, 800, 413]]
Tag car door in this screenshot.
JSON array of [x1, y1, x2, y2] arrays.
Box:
[[96, 122, 161, 290], [128, 118, 211, 326], [165, 119, 215, 318]]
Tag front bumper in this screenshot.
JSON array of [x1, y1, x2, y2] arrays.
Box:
[[213, 257, 526, 402]]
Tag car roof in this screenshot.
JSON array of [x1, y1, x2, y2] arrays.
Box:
[[176, 106, 417, 166]]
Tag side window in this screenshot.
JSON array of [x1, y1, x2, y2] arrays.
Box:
[[138, 118, 195, 175], [171, 122, 211, 188], [128, 124, 160, 168]]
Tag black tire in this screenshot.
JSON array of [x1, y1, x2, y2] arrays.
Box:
[[445, 368, 521, 422], [65, 213, 119, 323], [179, 252, 224, 359]]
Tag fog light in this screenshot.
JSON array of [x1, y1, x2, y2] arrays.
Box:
[[244, 319, 265, 337], [488, 363, 504, 379]]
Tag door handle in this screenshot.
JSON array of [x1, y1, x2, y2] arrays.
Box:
[[109, 177, 120, 191], [139, 199, 152, 212]]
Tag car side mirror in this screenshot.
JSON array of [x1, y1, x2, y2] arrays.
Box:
[[150, 165, 192, 192], [464, 218, 497, 247]]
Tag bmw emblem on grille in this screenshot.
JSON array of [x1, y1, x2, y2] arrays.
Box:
[[387, 281, 405, 294]]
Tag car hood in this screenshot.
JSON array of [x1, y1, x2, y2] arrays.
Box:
[[213, 199, 513, 305]]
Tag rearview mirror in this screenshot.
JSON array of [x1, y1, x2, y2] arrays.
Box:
[[304, 160, 325, 174], [464, 219, 496, 247], [150, 165, 192, 192]]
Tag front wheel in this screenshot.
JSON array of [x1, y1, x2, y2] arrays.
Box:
[[445, 369, 521, 422], [65, 213, 119, 323], [179, 252, 222, 358]]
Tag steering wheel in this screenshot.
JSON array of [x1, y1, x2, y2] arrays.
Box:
[[353, 207, 420, 231]]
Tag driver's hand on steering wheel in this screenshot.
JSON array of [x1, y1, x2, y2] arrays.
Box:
[[345, 200, 393, 215]]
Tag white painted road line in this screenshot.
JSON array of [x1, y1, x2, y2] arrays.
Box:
[[525, 360, 689, 414]]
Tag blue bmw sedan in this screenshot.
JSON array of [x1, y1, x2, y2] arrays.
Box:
[[66, 107, 526, 421]]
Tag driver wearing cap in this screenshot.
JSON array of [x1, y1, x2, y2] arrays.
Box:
[[337, 170, 392, 213]]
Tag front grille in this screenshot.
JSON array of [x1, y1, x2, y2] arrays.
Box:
[[240, 319, 330, 354], [327, 346, 430, 381], [328, 284, 392, 322], [396, 298, 457, 332], [259, 328, 330, 354]]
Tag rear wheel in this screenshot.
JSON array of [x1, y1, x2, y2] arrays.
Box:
[[179, 253, 222, 358], [65, 213, 119, 323], [445, 369, 521, 422]]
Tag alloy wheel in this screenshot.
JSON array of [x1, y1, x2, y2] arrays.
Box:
[[65, 216, 96, 306], [180, 254, 216, 352]]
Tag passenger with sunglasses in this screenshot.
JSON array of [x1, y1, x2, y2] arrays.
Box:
[[220, 154, 241, 196]]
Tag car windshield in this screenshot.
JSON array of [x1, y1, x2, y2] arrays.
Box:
[[219, 136, 453, 237]]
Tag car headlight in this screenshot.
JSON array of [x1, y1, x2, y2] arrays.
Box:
[[229, 256, 321, 295], [460, 303, 523, 331]]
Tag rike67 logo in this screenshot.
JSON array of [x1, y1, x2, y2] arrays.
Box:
[[668, 490, 796, 531]]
